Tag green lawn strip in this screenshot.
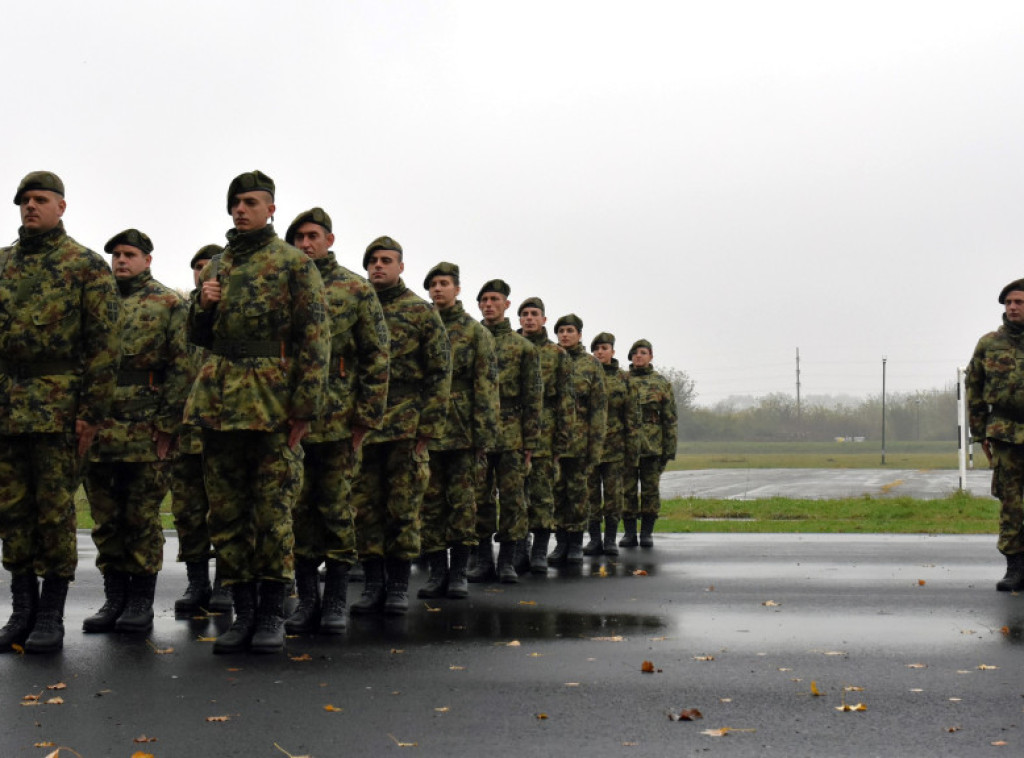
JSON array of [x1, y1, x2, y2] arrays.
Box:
[[669, 441, 962, 470]]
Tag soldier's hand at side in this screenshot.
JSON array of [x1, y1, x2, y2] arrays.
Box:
[[288, 418, 310, 449], [415, 436, 430, 456], [524, 449, 533, 467], [200, 279, 221, 310], [351, 424, 369, 452], [76, 419, 98, 457], [983, 439, 993, 463], [154, 431, 175, 460]]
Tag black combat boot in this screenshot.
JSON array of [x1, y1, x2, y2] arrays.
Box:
[[548, 530, 570, 566], [566, 532, 584, 565], [583, 520, 603, 556], [115, 573, 157, 633], [496, 542, 519, 584], [530, 530, 550, 574], [350, 557, 386, 614], [447, 545, 470, 599], [0, 573, 38, 652], [619, 517, 639, 547], [512, 536, 532, 575], [319, 560, 349, 634], [466, 537, 496, 583], [208, 566, 233, 613], [603, 518, 620, 557], [83, 570, 129, 632], [25, 577, 69, 654], [349, 561, 365, 583], [175, 561, 212, 615], [285, 558, 321, 633], [639, 514, 657, 548], [251, 581, 287, 653], [417, 551, 449, 599], [213, 582, 256, 654], [996, 553, 1024, 592], [384, 558, 411, 615]]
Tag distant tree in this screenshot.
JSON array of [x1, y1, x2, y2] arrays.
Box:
[[661, 366, 697, 411]]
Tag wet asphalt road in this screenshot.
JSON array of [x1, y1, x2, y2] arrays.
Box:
[[2, 529, 1022, 758]]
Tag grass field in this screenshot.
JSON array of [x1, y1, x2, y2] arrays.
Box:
[[669, 440, 962, 470]]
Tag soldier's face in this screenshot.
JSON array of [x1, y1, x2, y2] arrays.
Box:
[[557, 325, 580, 348], [192, 258, 211, 289], [230, 190, 274, 232], [109, 244, 152, 280], [292, 222, 334, 260], [519, 307, 546, 335], [429, 276, 460, 310], [631, 347, 653, 367], [18, 190, 65, 234], [593, 343, 614, 365], [1006, 292, 1024, 323], [367, 250, 403, 290], [478, 292, 509, 324]]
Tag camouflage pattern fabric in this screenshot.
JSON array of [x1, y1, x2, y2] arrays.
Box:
[[483, 318, 542, 453], [990, 441, 1024, 556], [560, 343, 608, 467], [168, 452, 211, 563], [622, 457, 664, 517], [177, 290, 208, 457], [476, 450, 531, 542], [422, 449, 480, 553], [588, 459, 626, 522], [83, 461, 167, 575], [966, 318, 1024, 444], [629, 364, 677, 462], [600, 359, 639, 464], [353, 439, 428, 560], [525, 456, 557, 531], [293, 440, 359, 564], [554, 456, 590, 532]]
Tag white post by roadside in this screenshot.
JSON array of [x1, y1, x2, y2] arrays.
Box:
[[957, 367, 968, 491]]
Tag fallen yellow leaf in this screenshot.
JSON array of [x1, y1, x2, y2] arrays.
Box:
[[206, 715, 230, 722], [947, 726, 961, 732], [992, 740, 1008, 746], [388, 734, 418, 747], [918, 579, 926, 586], [641, 660, 656, 673], [434, 706, 450, 713], [506, 640, 521, 647], [835, 703, 867, 712], [810, 681, 822, 696], [536, 713, 549, 720], [131, 752, 156, 758], [592, 636, 624, 642], [598, 565, 609, 577], [449, 665, 465, 671], [693, 655, 714, 661], [762, 600, 779, 607], [701, 727, 731, 737], [323, 704, 342, 712], [46, 682, 67, 690], [33, 743, 56, 748], [977, 664, 999, 670], [133, 735, 157, 743], [518, 600, 536, 606], [290, 653, 313, 662], [45, 697, 64, 705], [390, 649, 405, 654], [197, 636, 217, 642], [528, 652, 543, 657], [632, 569, 648, 576], [906, 663, 927, 669]]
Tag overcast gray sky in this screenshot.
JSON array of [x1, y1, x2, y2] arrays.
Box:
[[3, 1, 1021, 405]]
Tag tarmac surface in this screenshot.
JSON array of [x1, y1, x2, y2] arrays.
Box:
[[2, 528, 1022, 758]]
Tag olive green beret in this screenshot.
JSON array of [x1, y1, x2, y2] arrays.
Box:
[[226, 170, 275, 213], [517, 296, 545, 315], [104, 228, 153, 255], [14, 171, 64, 204], [190, 244, 223, 269], [999, 279, 1024, 304], [285, 207, 332, 245], [554, 313, 583, 332], [363, 236, 403, 269], [423, 261, 460, 289], [628, 339, 653, 359], [477, 279, 511, 301], [590, 332, 615, 350]]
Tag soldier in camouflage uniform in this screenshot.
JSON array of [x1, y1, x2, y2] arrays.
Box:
[[186, 171, 330, 654], [283, 208, 389, 635], [82, 229, 191, 636], [0, 171, 121, 654], [419, 263, 499, 599], [550, 314, 607, 566], [517, 297, 572, 573], [621, 339, 677, 549], [350, 237, 451, 615], [585, 332, 638, 557], [169, 244, 232, 616], [470, 280, 542, 583], [966, 278, 1024, 592]]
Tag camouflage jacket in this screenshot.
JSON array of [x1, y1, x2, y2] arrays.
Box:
[[484, 318, 542, 453], [0, 222, 121, 435], [560, 343, 607, 466], [966, 318, 1024, 444], [184, 225, 330, 431], [429, 301, 499, 452], [90, 269, 191, 462], [179, 289, 207, 456], [307, 253, 390, 444], [600, 358, 639, 465], [522, 328, 572, 458], [629, 364, 677, 460], [366, 279, 451, 444]]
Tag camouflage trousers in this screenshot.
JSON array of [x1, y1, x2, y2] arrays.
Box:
[[293, 440, 358, 565], [588, 459, 625, 522], [421, 448, 480, 554], [202, 429, 302, 585], [168, 452, 212, 564], [990, 441, 1024, 555], [84, 461, 167, 576], [352, 439, 427, 561], [554, 456, 590, 532], [0, 432, 80, 579], [525, 455, 557, 531], [475, 450, 529, 543], [623, 456, 664, 517]]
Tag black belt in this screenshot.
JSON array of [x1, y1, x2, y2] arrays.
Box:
[[992, 406, 1024, 423], [117, 369, 165, 387], [0, 357, 78, 379], [211, 339, 289, 359]]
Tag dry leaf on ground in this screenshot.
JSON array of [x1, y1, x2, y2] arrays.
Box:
[[835, 703, 867, 712], [290, 653, 312, 662], [810, 681, 822, 696], [323, 704, 343, 712], [46, 682, 67, 690], [206, 715, 230, 722], [693, 655, 714, 661], [668, 708, 703, 721], [632, 570, 648, 576], [641, 660, 656, 673], [388, 734, 418, 747]]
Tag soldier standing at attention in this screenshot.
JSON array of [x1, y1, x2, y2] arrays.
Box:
[[517, 297, 572, 573], [350, 237, 450, 615], [81, 230, 191, 635], [550, 314, 607, 566], [620, 339, 677, 549], [170, 244, 232, 616], [585, 332, 638, 556], [0, 172, 121, 654], [186, 170, 330, 654], [283, 208, 389, 635], [470, 280, 542, 583], [419, 263, 499, 599], [966, 279, 1024, 592]]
